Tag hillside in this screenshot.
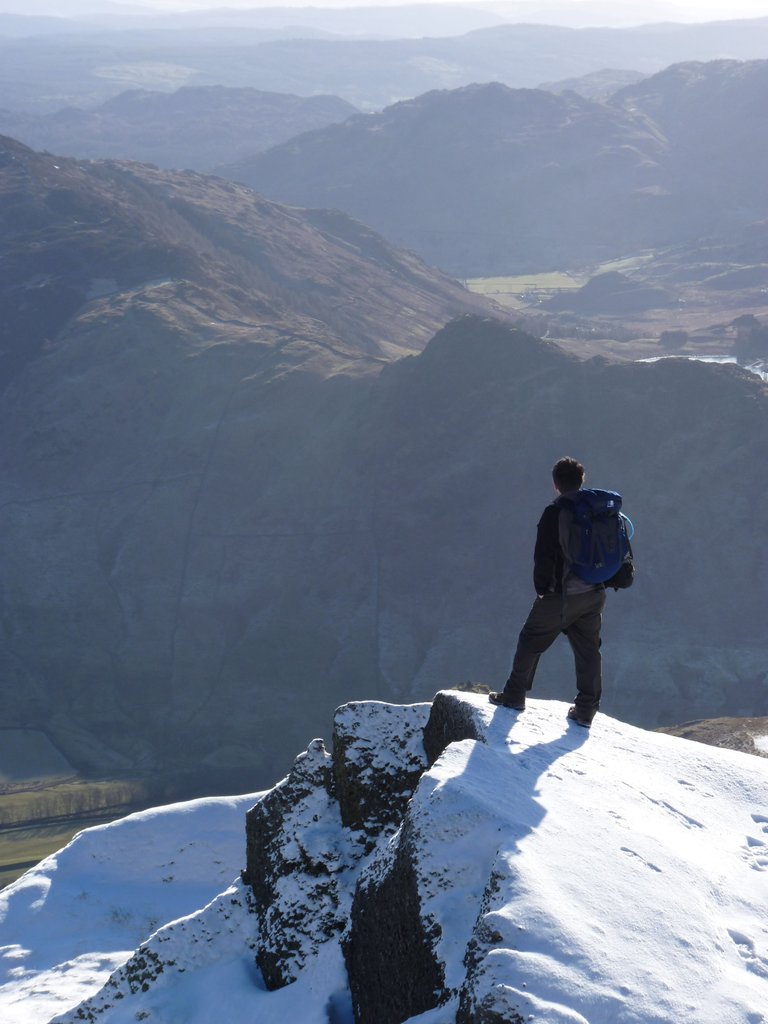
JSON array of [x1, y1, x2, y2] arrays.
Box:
[[225, 61, 768, 276], [610, 59, 768, 234], [659, 716, 768, 758], [0, 86, 357, 172], [0, 133, 488, 383], [3, 289, 768, 796], [3, 170, 768, 796], [2, 692, 767, 1023], [223, 81, 667, 275], [3, 133, 768, 802], [0, 136, 494, 793]]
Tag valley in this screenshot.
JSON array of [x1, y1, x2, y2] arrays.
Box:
[[469, 243, 768, 362]]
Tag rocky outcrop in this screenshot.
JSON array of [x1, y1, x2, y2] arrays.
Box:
[[344, 816, 445, 1024], [242, 700, 430, 989], [423, 689, 487, 766], [243, 738, 356, 989], [344, 691, 504, 1023], [54, 692, 768, 1024], [333, 700, 431, 842], [241, 690, 491, 1018]]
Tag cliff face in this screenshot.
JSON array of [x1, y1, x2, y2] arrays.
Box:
[[55, 691, 768, 1024]]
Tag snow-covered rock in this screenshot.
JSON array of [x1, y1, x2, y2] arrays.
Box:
[[3, 692, 768, 1024], [243, 737, 358, 989], [361, 692, 768, 1024], [333, 700, 431, 842], [242, 700, 431, 988]]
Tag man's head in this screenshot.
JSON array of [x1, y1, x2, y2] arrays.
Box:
[[552, 457, 585, 494]]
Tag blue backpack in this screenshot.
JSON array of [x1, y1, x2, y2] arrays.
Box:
[[558, 488, 634, 587]]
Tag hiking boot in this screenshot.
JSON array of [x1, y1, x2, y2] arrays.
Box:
[[489, 691, 525, 711], [567, 705, 593, 728]]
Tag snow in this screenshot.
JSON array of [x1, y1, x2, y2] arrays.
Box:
[[0, 792, 264, 1024], [418, 697, 768, 1023], [754, 734, 768, 754], [638, 354, 768, 382], [3, 696, 768, 1024]]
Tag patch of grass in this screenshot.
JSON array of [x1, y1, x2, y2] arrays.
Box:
[[466, 272, 585, 311], [466, 255, 658, 303], [0, 777, 154, 890], [0, 779, 150, 829], [468, 272, 583, 293], [0, 822, 104, 890], [593, 253, 656, 275]]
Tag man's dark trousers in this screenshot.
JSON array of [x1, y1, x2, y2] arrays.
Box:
[[503, 588, 606, 717]]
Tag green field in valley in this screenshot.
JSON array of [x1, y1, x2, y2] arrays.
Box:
[[467, 254, 658, 309], [0, 778, 151, 889]]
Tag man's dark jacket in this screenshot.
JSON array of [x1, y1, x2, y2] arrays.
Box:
[[533, 502, 565, 595], [534, 491, 605, 596]]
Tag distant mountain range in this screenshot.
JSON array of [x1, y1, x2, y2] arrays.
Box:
[[2, 16, 768, 113], [0, 87, 357, 172], [0, 2, 742, 40], [227, 59, 768, 275]]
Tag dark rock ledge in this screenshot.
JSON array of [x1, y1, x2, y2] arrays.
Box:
[[242, 690, 486, 1015]]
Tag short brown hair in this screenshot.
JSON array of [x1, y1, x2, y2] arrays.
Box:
[[552, 457, 585, 492]]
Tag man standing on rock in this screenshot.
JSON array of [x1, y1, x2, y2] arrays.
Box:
[[489, 457, 611, 728]]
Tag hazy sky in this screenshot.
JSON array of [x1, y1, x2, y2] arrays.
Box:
[[130, 0, 768, 13], [4, 0, 768, 18], [125, 0, 768, 12]]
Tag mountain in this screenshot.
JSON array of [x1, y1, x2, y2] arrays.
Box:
[[3, 17, 768, 114], [4, 257, 768, 796], [609, 59, 768, 234], [539, 67, 648, 100], [220, 80, 670, 275], [544, 270, 676, 313], [0, 135, 493, 793], [0, 87, 358, 172], [2, 692, 768, 1022], [0, 13, 91, 37], [139, 3, 510, 39], [532, 219, 768, 334], [226, 60, 768, 276], [4, 132, 768, 801]]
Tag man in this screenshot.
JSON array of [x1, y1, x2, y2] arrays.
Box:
[[489, 457, 606, 728]]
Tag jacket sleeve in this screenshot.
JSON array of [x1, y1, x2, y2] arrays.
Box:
[[533, 503, 562, 595]]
